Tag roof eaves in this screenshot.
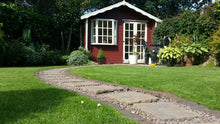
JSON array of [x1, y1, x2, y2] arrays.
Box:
[[81, 1, 125, 20], [81, 1, 162, 23]]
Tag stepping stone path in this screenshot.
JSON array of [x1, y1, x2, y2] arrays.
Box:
[[133, 102, 200, 121], [36, 67, 220, 124], [103, 91, 159, 105]]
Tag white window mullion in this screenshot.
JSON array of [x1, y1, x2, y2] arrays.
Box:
[[112, 20, 114, 45], [102, 20, 104, 43], [107, 21, 108, 43], [96, 20, 98, 44]]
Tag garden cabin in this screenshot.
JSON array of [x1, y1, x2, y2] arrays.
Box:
[[81, 1, 162, 64]]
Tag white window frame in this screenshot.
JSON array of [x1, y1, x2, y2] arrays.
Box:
[[91, 19, 118, 45], [123, 21, 147, 63]]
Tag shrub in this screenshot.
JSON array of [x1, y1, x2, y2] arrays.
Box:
[[78, 47, 91, 58], [67, 50, 89, 66], [97, 49, 106, 58], [157, 46, 182, 66], [180, 43, 208, 56]]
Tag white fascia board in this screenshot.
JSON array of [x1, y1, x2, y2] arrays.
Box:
[[81, 1, 162, 23], [125, 2, 162, 23], [81, 1, 125, 20]]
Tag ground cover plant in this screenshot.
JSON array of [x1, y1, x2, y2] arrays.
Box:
[[0, 67, 136, 124], [70, 65, 220, 110]]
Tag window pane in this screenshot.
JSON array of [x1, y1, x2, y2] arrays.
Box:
[[103, 36, 107, 43], [104, 21, 107, 27], [125, 39, 128, 44], [137, 24, 141, 30], [130, 46, 133, 52], [108, 21, 112, 28], [125, 23, 129, 30], [104, 29, 107, 35], [125, 53, 128, 59], [108, 37, 112, 43], [130, 31, 133, 37], [108, 29, 112, 35], [125, 31, 129, 37], [98, 29, 102, 35], [98, 20, 102, 27], [125, 46, 128, 52], [98, 36, 102, 43], [130, 24, 133, 30], [142, 24, 145, 30]]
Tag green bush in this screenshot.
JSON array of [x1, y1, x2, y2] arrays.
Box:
[[180, 43, 209, 56], [78, 47, 91, 58], [97, 49, 106, 58], [24, 44, 68, 66], [67, 50, 89, 66]]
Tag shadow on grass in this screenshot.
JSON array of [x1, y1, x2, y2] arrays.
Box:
[[0, 88, 77, 123]]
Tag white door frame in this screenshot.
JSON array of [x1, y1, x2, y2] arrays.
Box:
[[123, 21, 147, 63]]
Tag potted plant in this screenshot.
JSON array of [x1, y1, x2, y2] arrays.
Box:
[[97, 48, 106, 64], [180, 43, 208, 66], [157, 46, 182, 66], [128, 33, 143, 64]]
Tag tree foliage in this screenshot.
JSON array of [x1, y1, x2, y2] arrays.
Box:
[[153, 5, 219, 45], [85, 0, 212, 19]]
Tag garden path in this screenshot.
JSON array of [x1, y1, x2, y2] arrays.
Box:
[[36, 66, 220, 124]]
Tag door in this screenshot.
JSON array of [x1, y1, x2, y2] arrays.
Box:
[[123, 21, 147, 63]]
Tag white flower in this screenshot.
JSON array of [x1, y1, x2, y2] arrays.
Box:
[[97, 103, 101, 107], [131, 111, 135, 114], [81, 101, 84, 104]]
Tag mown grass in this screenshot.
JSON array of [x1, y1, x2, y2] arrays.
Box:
[[0, 67, 136, 124], [70, 65, 220, 110]]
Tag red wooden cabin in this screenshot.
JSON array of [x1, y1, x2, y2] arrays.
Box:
[[81, 1, 162, 64]]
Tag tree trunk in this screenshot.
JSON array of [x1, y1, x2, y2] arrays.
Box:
[[61, 31, 64, 50], [67, 25, 73, 50], [214, 54, 219, 67]]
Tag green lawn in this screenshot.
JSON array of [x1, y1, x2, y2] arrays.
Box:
[[70, 65, 220, 110], [0, 67, 136, 124]]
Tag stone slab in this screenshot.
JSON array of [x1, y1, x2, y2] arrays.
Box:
[[44, 76, 67, 78], [79, 85, 124, 94], [103, 91, 158, 105], [49, 79, 84, 83], [46, 77, 73, 80], [133, 102, 200, 121], [64, 82, 100, 87]]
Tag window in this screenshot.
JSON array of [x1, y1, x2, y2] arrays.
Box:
[[91, 19, 117, 45]]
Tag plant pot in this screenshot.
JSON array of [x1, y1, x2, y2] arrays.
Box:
[[98, 57, 106, 64], [129, 55, 138, 64], [185, 56, 194, 66]]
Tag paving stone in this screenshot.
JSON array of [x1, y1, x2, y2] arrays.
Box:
[[64, 82, 100, 87], [49, 79, 84, 82], [44, 75, 68, 77], [199, 122, 220, 124], [133, 102, 201, 121], [79, 85, 124, 94], [46, 77, 73, 80], [103, 91, 158, 105]]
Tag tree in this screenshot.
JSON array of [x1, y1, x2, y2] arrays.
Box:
[[83, 0, 212, 19], [153, 5, 218, 45], [54, 0, 85, 50]]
